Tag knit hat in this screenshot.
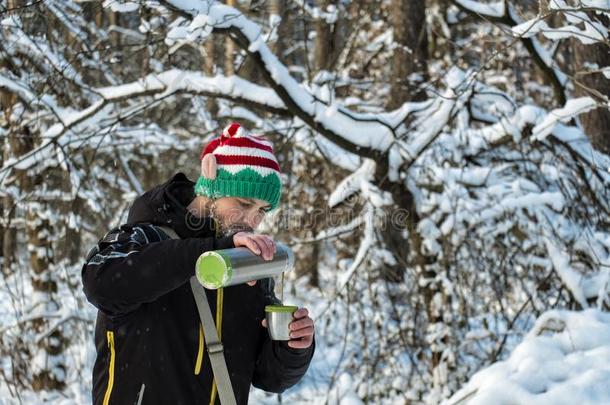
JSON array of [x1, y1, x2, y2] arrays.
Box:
[[194, 122, 282, 211]]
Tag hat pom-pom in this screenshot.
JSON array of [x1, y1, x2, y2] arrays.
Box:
[[222, 122, 246, 139]]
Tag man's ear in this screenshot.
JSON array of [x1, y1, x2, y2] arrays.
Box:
[[201, 154, 217, 179]]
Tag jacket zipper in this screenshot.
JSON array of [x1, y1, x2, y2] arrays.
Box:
[[103, 331, 116, 405]]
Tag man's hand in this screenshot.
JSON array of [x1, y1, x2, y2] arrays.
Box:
[[233, 231, 276, 286], [233, 231, 276, 261], [262, 308, 315, 349]]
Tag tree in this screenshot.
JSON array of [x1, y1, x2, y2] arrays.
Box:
[[0, 0, 609, 403]]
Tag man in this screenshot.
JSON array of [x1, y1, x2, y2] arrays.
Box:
[[81, 122, 315, 404]]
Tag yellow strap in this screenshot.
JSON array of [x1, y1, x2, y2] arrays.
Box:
[[213, 217, 220, 239], [103, 331, 116, 405], [208, 288, 224, 405], [195, 323, 205, 375]]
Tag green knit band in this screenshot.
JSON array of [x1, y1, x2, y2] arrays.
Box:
[[194, 168, 282, 211]]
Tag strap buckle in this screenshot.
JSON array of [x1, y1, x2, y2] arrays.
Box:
[[207, 342, 224, 354]]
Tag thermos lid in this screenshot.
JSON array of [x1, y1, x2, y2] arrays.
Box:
[[196, 251, 233, 289], [265, 305, 298, 313]]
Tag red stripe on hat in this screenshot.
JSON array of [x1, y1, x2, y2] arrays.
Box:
[[200, 138, 221, 160], [215, 155, 281, 172], [221, 137, 273, 153]]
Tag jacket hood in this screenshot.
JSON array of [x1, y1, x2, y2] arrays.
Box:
[[127, 172, 218, 239]]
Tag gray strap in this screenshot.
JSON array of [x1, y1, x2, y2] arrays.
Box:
[[135, 383, 145, 405], [190, 277, 237, 405], [157, 225, 180, 240], [157, 226, 237, 405]]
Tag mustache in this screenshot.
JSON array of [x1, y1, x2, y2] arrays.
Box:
[[218, 221, 254, 237]]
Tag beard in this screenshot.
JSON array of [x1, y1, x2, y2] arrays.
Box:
[[216, 218, 254, 237], [205, 198, 254, 237]]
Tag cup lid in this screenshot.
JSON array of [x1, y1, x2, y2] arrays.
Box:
[[265, 305, 298, 312], [196, 251, 232, 289]]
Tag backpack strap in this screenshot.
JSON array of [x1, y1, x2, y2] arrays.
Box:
[[157, 226, 237, 405], [156, 225, 180, 240]]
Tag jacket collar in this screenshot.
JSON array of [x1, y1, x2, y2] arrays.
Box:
[[127, 172, 218, 239]]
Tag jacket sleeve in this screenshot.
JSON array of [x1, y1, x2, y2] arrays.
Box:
[[81, 223, 234, 316], [251, 278, 316, 393]]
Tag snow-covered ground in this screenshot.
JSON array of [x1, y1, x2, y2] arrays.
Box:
[[444, 309, 610, 405], [2, 256, 609, 405]]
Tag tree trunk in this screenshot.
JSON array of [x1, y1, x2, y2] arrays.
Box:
[[5, 116, 67, 391], [314, 0, 333, 72], [224, 0, 236, 75], [0, 82, 17, 275], [570, 20, 610, 154], [387, 0, 429, 108]]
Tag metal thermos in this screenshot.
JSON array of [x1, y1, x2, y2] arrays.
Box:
[[195, 242, 294, 289]]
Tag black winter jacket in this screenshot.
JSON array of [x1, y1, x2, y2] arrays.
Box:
[[81, 172, 314, 405]]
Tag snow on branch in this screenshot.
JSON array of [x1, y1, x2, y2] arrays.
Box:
[[158, 0, 401, 157], [95, 69, 289, 115], [453, 0, 505, 18], [532, 97, 600, 140], [452, 0, 569, 105], [328, 159, 376, 208], [0, 69, 290, 175]]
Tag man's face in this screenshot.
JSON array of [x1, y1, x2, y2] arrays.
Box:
[[212, 197, 271, 235]]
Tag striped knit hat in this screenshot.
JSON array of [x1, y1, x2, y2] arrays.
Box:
[[194, 122, 282, 211]]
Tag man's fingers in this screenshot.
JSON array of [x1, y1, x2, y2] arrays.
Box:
[[252, 236, 272, 260], [241, 237, 260, 254], [293, 308, 309, 319], [250, 236, 271, 260], [264, 235, 276, 254], [289, 326, 314, 339], [261, 236, 276, 260], [287, 338, 312, 349], [290, 317, 313, 331], [234, 233, 276, 260], [261, 319, 267, 328], [259, 236, 276, 258]]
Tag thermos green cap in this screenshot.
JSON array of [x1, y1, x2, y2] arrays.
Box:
[[196, 251, 233, 289], [265, 305, 298, 313]]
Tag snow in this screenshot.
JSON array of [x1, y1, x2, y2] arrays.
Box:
[[96, 69, 285, 109], [103, 0, 139, 13], [2, 0, 610, 404], [532, 97, 598, 140], [545, 240, 588, 308], [445, 309, 610, 405], [582, 0, 610, 8], [454, 0, 505, 18], [327, 159, 375, 208], [164, 1, 398, 151], [513, 16, 607, 45]]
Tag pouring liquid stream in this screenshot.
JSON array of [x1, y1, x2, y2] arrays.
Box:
[[279, 271, 285, 303]]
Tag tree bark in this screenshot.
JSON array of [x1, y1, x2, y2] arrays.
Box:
[[570, 22, 610, 154], [388, 0, 429, 108], [224, 0, 237, 75], [314, 0, 333, 72]]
